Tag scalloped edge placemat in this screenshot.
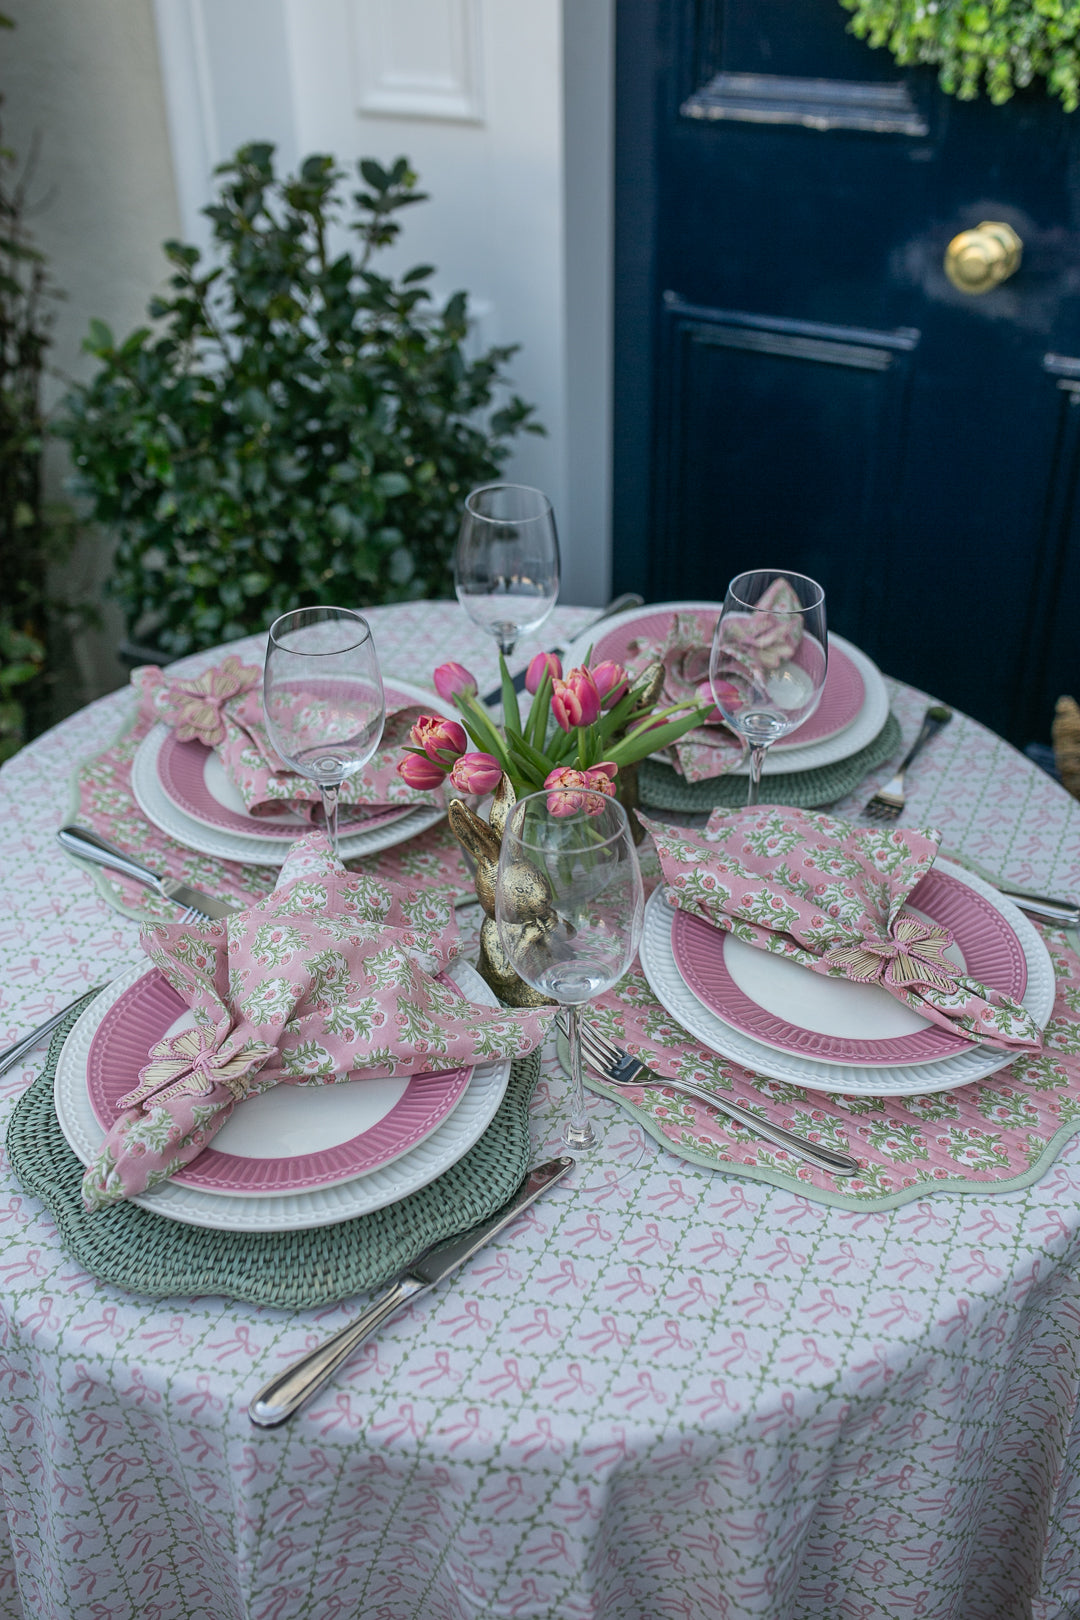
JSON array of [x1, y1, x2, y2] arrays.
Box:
[[639, 711, 902, 812], [7, 996, 541, 1308]]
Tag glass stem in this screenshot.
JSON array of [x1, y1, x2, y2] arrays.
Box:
[[320, 782, 341, 858], [497, 631, 517, 658], [563, 1004, 597, 1151], [746, 745, 767, 808]]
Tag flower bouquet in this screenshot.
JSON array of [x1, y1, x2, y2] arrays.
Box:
[[396, 650, 710, 812]]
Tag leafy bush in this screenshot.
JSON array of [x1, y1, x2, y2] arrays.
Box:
[[58, 145, 542, 658], [840, 0, 1080, 109]]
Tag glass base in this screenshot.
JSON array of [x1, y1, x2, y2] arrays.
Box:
[[563, 1118, 597, 1151]]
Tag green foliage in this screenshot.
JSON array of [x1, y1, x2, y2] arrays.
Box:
[[839, 0, 1080, 109], [57, 145, 543, 658]]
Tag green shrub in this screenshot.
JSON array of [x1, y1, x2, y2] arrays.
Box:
[[58, 145, 542, 658]]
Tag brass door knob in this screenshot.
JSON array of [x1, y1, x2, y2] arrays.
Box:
[[944, 220, 1023, 294]]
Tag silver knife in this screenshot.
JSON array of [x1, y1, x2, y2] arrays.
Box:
[[248, 1155, 574, 1427], [996, 888, 1080, 927], [481, 592, 645, 706], [57, 825, 239, 921]]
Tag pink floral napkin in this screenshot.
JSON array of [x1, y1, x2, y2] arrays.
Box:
[[642, 806, 1043, 1054], [135, 661, 435, 819], [82, 833, 553, 1209]]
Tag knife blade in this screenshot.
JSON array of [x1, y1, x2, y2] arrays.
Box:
[[996, 888, 1080, 927], [57, 825, 240, 921], [480, 592, 645, 706], [248, 1155, 574, 1427]]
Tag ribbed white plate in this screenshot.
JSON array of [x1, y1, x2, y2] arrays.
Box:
[[638, 860, 1055, 1097], [130, 678, 449, 866], [54, 958, 511, 1230], [558, 603, 889, 776]]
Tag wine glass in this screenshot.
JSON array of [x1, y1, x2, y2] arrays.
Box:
[[263, 607, 386, 857], [455, 484, 560, 657], [709, 570, 827, 807], [495, 789, 644, 1157]]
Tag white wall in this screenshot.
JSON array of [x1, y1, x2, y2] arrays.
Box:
[[151, 0, 613, 607], [3, 0, 182, 701]]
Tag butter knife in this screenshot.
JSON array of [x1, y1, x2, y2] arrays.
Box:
[[248, 1155, 574, 1427], [481, 592, 645, 706], [994, 888, 1080, 927], [57, 825, 239, 921]]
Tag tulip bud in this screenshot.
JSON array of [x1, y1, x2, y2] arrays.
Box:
[[590, 660, 629, 708], [583, 762, 618, 796], [449, 751, 504, 794], [433, 662, 479, 703], [551, 666, 602, 731], [398, 753, 447, 790], [543, 765, 590, 816], [410, 714, 468, 764], [699, 677, 738, 722], [525, 651, 563, 694]]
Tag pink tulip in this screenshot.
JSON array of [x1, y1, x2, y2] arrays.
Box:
[[524, 651, 563, 694], [449, 751, 504, 794], [697, 677, 737, 723], [551, 666, 602, 731], [544, 765, 614, 817], [397, 753, 447, 790], [409, 713, 467, 764], [433, 662, 478, 703], [590, 660, 629, 708], [584, 762, 618, 795]]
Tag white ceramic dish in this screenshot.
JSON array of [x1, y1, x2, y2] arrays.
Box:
[[558, 603, 889, 777], [131, 678, 449, 866], [54, 958, 512, 1230], [638, 859, 1055, 1097]]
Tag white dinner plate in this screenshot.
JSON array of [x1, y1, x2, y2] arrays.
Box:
[[558, 603, 890, 776], [54, 958, 512, 1230], [131, 678, 450, 866], [638, 859, 1056, 1097]]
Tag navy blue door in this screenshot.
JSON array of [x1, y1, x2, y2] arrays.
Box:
[[613, 0, 1080, 746]]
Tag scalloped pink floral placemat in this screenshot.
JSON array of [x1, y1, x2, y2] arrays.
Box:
[[587, 871, 1080, 1207], [66, 705, 472, 926]]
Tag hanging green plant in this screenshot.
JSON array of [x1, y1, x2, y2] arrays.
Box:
[[838, 0, 1080, 111]]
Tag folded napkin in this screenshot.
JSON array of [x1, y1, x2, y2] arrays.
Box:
[[135, 661, 434, 819], [643, 807, 1043, 1054], [623, 585, 806, 784], [82, 833, 554, 1209]]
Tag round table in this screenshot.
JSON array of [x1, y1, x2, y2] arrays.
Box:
[[1, 601, 1079, 1620]]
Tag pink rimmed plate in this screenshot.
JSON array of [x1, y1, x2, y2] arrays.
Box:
[[83, 969, 472, 1195], [670, 867, 1028, 1067]]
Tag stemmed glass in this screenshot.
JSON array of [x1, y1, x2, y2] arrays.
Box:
[[495, 789, 644, 1158], [709, 569, 828, 807], [263, 607, 386, 857], [455, 484, 560, 657]]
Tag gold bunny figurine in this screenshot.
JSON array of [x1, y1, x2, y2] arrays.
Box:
[[447, 776, 557, 1008]]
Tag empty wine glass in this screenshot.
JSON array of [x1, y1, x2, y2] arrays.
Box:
[[709, 570, 827, 807], [495, 789, 644, 1155], [263, 607, 385, 857], [455, 484, 560, 657]]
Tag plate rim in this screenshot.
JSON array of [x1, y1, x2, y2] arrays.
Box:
[[54, 957, 512, 1229], [131, 674, 456, 866], [638, 858, 1055, 1097], [558, 603, 889, 777], [670, 865, 1029, 1067]]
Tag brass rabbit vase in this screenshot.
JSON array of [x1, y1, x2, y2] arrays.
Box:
[[446, 776, 556, 1009]]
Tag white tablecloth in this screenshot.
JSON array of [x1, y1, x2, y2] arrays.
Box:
[[1, 602, 1079, 1620]]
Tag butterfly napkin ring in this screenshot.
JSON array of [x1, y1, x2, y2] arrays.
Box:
[[121, 1027, 274, 1109], [822, 916, 959, 996], [142, 656, 261, 748]]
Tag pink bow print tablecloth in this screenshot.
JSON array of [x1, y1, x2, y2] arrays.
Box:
[[2, 600, 1080, 1620]]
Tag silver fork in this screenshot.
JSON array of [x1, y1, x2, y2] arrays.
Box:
[[574, 1020, 859, 1177], [864, 704, 953, 821]]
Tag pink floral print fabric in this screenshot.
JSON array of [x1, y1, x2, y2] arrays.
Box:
[[81, 832, 553, 1209], [644, 806, 1043, 1053]]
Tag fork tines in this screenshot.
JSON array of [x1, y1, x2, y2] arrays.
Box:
[[575, 1021, 644, 1086], [863, 777, 906, 821]]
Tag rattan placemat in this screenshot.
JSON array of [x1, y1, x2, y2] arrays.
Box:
[[639, 712, 901, 812], [7, 997, 541, 1308]]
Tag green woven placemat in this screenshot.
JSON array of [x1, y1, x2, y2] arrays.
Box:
[[639, 711, 902, 812], [7, 996, 541, 1309]]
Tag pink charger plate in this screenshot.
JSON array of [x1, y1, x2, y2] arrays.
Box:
[[670, 867, 1029, 1065], [84, 970, 473, 1194], [588, 610, 864, 751]]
